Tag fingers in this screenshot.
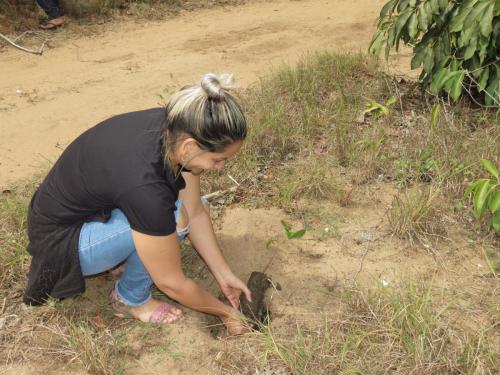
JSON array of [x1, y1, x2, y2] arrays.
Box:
[[232, 278, 251, 303], [230, 298, 238, 310], [243, 285, 252, 303]]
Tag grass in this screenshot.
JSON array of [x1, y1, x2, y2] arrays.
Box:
[[219, 281, 499, 374], [387, 186, 445, 247], [1, 51, 499, 372]]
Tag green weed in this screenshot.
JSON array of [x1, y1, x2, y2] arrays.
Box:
[[464, 159, 500, 234]]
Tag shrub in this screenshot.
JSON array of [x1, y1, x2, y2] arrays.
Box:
[[370, 0, 500, 106]]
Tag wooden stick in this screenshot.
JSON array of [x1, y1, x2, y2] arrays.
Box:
[[203, 186, 238, 201], [0, 32, 47, 55]]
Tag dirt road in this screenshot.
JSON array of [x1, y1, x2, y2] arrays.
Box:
[[0, 0, 400, 188]]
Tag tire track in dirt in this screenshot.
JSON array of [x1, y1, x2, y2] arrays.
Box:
[[0, 0, 398, 188]]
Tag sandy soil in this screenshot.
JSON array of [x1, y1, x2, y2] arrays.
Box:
[[106, 193, 487, 374], [3, 2, 480, 374], [0, 0, 417, 189]]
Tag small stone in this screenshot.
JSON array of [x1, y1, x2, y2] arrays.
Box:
[[355, 112, 365, 124]]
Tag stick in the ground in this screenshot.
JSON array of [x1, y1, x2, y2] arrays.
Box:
[[0, 32, 48, 55]]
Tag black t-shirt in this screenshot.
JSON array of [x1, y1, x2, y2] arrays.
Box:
[[23, 108, 185, 305]]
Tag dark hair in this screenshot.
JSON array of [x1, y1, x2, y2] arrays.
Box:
[[163, 73, 247, 167]]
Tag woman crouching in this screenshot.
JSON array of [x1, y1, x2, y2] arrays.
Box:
[[23, 73, 251, 335]]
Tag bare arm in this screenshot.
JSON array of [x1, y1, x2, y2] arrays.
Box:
[[179, 172, 251, 306], [131, 230, 233, 318]]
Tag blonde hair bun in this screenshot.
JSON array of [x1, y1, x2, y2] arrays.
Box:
[[201, 73, 234, 100]]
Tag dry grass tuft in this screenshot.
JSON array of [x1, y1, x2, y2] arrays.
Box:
[[387, 186, 446, 247]]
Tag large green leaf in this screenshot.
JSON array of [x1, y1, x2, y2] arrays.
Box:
[[430, 0, 440, 14], [464, 0, 490, 30], [430, 102, 440, 130], [492, 210, 500, 233], [444, 70, 456, 91], [380, 0, 398, 17], [449, 71, 465, 101], [463, 36, 477, 60], [387, 26, 396, 47], [369, 30, 384, 55], [408, 13, 419, 39], [423, 47, 435, 74], [441, 33, 451, 54], [478, 36, 490, 64], [398, 0, 410, 12], [460, 23, 476, 47], [478, 67, 490, 92], [480, 3, 494, 36], [418, 6, 429, 30], [438, 0, 448, 11], [481, 159, 499, 179], [489, 190, 500, 213], [423, 2, 434, 26], [449, 0, 479, 32], [395, 8, 414, 39], [411, 46, 425, 69], [432, 68, 461, 94], [484, 75, 500, 106], [474, 180, 495, 219], [430, 67, 449, 93], [464, 178, 489, 198]]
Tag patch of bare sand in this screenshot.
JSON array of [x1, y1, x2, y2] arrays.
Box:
[[0, 0, 416, 189]]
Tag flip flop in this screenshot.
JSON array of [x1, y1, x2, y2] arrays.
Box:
[[40, 17, 65, 30], [110, 290, 181, 324]]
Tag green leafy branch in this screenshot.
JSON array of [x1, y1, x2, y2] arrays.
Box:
[[464, 159, 500, 234], [369, 0, 500, 106]]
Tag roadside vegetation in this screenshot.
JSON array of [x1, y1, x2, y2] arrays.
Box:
[[369, 0, 500, 106], [0, 0, 249, 34], [1, 50, 498, 374]]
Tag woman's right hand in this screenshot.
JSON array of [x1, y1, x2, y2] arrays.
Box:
[[221, 309, 251, 336]]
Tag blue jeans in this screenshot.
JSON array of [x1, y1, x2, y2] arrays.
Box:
[[36, 0, 62, 19], [78, 198, 204, 306]]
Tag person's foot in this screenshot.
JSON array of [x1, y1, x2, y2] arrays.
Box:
[[130, 298, 183, 324], [40, 16, 65, 30], [111, 290, 182, 324]]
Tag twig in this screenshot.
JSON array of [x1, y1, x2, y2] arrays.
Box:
[[463, 71, 500, 108], [203, 186, 238, 201], [227, 174, 240, 186], [481, 246, 499, 281], [262, 253, 276, 274], [468, 58, 500, 74], [0, 297, 6, 315], [0, 31, 48, 55], [352, 246, 370, 283]]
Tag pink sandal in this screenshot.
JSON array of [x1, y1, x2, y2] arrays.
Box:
[[110, 290, 180, 324], [40, 16, 65, 30]]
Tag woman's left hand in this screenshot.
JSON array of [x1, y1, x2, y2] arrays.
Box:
[[218, 272, 252, 309]]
